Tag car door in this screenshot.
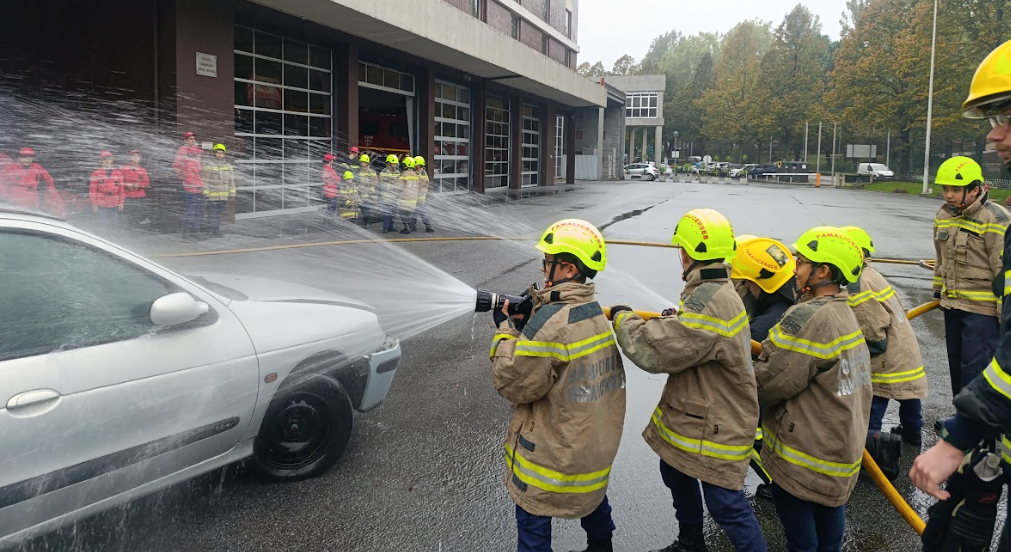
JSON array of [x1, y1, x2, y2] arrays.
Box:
[[0, 221, 259, 541]]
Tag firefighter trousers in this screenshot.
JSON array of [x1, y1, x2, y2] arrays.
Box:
[[943, 308, 1000, 396], [514, 495, 614, 552], [772, 483, 845, 552]]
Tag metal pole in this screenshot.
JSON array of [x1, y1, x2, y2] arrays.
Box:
[[769, 136, 773, 164], [816, 122, 822, 176], [804, 122, 809, 163], [831, 122, 838, 178], [922, 0, 938, 194]]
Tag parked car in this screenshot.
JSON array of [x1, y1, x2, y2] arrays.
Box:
[[0, 207, 402, 545], [624, 163, 658, 181], [731, 164, 758, 178], [748, 165, 775, 178], [856, 163, 894, 181]]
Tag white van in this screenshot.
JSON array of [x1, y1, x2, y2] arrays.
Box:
[[856, 163, 894, 180]]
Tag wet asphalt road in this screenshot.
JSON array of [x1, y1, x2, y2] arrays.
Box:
[[15, 179, 997, 551]]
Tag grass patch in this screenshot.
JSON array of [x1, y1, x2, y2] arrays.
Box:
[[858, 179, 1011, 204]]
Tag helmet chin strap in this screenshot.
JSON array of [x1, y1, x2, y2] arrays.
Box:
[[798, 263, 835, 295], [682, 259, 706, 282], [545, 257, 581, 288]]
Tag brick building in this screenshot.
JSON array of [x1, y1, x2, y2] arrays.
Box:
[[0, 0, 611, 219]]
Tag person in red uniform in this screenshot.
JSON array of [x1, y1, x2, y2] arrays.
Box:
[[0, 151, 12, 199], [180, 145, 205, 241], [173, 131, 197, 181], [120, 149, 151, 226], [2, 147, 64, 217], [89, 151, 125, 231], [322, 153, 341, 221]]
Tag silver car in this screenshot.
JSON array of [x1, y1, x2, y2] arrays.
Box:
[[623, 163, 658, 181], [0, 208, 401, 545]]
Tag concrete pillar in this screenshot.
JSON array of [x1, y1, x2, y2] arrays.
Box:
[[641, 128, 648, 164], [565, 113, 576, 184], [596, 107, 605, 181], [655, 125, 663, 166], [541, 102, 556, 187], [172, 0, 234, 141], [335, 43, 359, 151], [509, 95, 523, 190], [418, 68, 435, 170], [471, 83, 486, 193], [628, 127, 636, 166]]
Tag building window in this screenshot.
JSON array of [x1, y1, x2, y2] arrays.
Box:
[[522, 104, 540, 187], [542, 35, 550, 55], [471, 0, 480, 18], [357, 61, 415, 95], [555, 115, 565, 179], [435, 80, 472, 193], [625, 92, 659, 118], [565, 9, 572, 38], [485, 95, 510, 189], [564, 49, 571, 68], [233, 25, 333, 217], [511, 15, 520, 40]]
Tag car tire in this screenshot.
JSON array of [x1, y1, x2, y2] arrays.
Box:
[[250, 376, 353, 482], [647, 174, 656, 181]]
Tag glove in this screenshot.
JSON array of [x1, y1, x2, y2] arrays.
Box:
[[922, 449, 1003, 552], [661, 307, 677, 317], [492, 308, 510, 327], [511, 286, 535, 331], [934, 290, 942, 300]]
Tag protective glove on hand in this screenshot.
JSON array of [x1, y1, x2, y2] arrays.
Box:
[[661, 307, 677, 317], [934, 290, 942, 300], [492, 308, 510, 328]]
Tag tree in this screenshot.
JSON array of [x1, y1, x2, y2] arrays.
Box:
[[611, 54, 638, 76], [639, 30, 683, 75], [578, 61, 607, 78], [671, 52, 715, 155], [839, 0, 871, 37]]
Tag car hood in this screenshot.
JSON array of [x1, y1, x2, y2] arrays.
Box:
[[186, 272, 375, 312]]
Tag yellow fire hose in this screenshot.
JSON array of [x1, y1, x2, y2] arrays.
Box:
[[604, 299, 942, 536]]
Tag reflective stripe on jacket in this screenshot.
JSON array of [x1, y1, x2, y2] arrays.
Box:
[[379, 167, 399, 202], [849, 266, 927, 400], [613, 265, 758, 491], [201, 161, 236, 201], [755, 291, 872, 507], [398, 169, 420, 212], [933, 196, 1009, 317], [416, 170, 430, 203], [490, 282, 625, 519]]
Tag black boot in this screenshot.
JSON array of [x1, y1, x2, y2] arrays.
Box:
[[652, 524, 707, 552], [866, 430, 902, 480], [569, 537, 613, 552], [400, 226, 411, 234], [890, 424, 923, 446], [425, 225, 435, 233], [756, 483, 774, 502]]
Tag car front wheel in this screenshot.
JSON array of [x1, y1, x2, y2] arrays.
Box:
[[250, 377, 353, 482], [647, 174, 656, 181]]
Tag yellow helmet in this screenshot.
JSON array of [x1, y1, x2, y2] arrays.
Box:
[[793, 226, 863, 283], [731, 237, 796, 294], [935, 156, 984, 187], [535, 219, 607, 274], [386, 154, 399, 165], [671, 208, 736, 261], [360, 154, 371, 164], [840, 226, 874, 255], [735, 234, 759, 246], [343, 171, 354, 180], [414, 156, 426, 167], [213, 143, 226, 152], [962, 39, 1011, 118], [402, 156, 416, 168]]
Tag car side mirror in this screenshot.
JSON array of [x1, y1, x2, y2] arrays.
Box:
[[150, 292, 210, 327]]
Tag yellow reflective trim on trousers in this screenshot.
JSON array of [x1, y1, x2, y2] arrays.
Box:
[[762, 426, 861, 477], [871, 366, 926, 384], [651, 408, 752, 461], [513, 331, 615, 362], [677, 310, 748, 338], [983, 359, 1011, 401], [489, 333, 516, 358], [945, 289, 1000, 303], [769, 327, 866, 360], [504, 443, 610, 494]]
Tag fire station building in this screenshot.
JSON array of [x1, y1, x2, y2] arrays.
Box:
[[1, 0, 612, 219]]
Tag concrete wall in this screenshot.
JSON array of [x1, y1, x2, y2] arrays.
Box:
[[486, 0, 513, 35], [605, 74, 666, 94], [573, 109, 598, 155], [602, 103, 625, 179]]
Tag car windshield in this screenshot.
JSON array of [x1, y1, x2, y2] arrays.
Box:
[[870, 164, 890, 171]]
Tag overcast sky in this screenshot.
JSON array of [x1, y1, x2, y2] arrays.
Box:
[[577, 0, 847, 68]]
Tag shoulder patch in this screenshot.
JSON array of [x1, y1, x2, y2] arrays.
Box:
[[778, 300, 827, 335], [568, 302, 604, 324], [684, 282, 722, 313], [522, 304, 564, 339], [985, 202, 1010, 224]]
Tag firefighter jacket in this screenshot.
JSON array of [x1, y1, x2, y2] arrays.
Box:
[[2, 162, 57, 210], [119, 163, 150, 199], [933, 194, 1009, 317], [416, 168, 430, 204], [613, 265, 757, 491], [397, 168, 420, 213], [358, 167, 379, 203], [89, 169, 125, 209], [848, 265, 927, 401], [754, 290, 872, 507], [179, 153, 204, 194], [490, 282, 626, 519], [944, 228, 1011, 462], [201, 160, 236, 201], [322, 165, 340, 199], [379, 166, 400, 206]]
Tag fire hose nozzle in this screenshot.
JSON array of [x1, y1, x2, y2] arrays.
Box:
[[475, 289, 533, 316]]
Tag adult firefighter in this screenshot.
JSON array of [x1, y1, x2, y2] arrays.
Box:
[[488, 219, 625, 552], [357, 154, 379, 227], [379, 154, 400, 234], [411, 155, 435, 233], [611, 209, 766, 552], [912, 38, 1011, 550], [397, 156, 420, 234]]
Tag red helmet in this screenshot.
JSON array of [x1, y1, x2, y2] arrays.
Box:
[[324, 153, 337, 162], [350, 146, 359, 154], [19, 147, 35, 157], [183, 131, 196, 139], [99, 151, 113, 159]]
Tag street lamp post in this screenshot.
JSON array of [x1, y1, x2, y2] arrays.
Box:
[[922, 0, 939, 194], [673, 131, 679, 160], [769, 136, 774, 164]]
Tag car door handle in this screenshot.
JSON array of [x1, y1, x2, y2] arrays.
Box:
[[7, 389, 61, 410]]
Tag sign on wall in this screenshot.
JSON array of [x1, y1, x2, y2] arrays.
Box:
[[196, 52, 218, 78]]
